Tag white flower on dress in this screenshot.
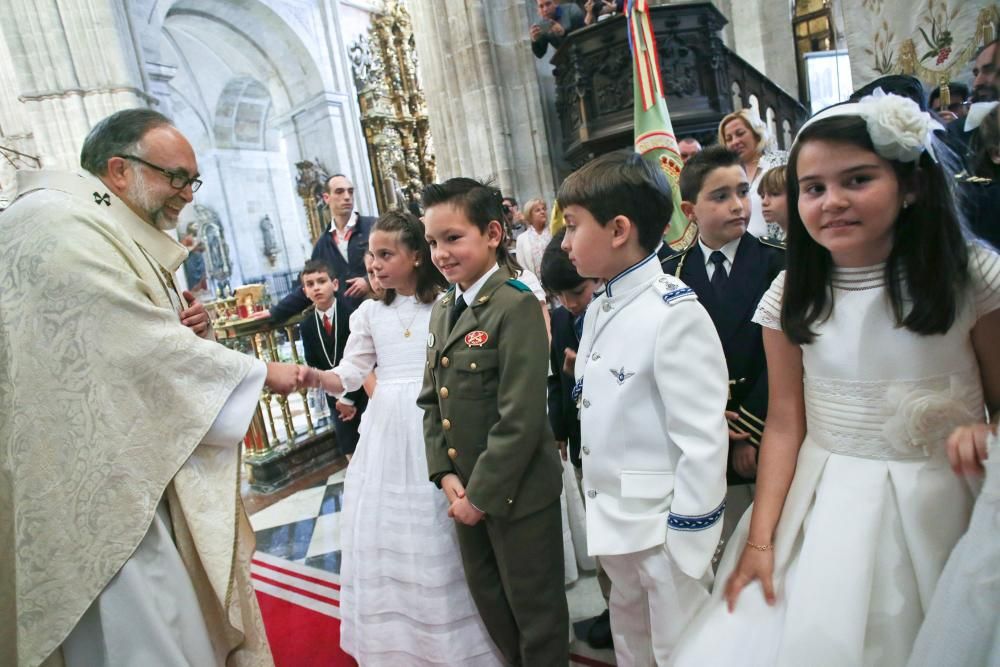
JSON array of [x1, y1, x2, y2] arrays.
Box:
[[883, 377, 976, 456], [859, 89, 940, 163]]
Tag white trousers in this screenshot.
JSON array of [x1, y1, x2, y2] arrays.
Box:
[[600, 544, 711, 667]]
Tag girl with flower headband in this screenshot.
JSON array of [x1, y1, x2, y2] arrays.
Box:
[[672, 91, 1000, 666]]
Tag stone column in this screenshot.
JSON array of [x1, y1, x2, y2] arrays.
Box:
[[0, 0, 154, 170], [408, 0, 557, 202], [727, 0, 799, 98]]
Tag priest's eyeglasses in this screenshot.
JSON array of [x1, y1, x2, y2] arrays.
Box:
[[116, 154, 203, 192]]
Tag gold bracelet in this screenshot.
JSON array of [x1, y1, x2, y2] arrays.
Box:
[[746, 540, 773, 551]]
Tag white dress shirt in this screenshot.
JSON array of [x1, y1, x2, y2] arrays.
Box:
[[329, 213, 358, 260], [698, 236, 742, 280], [454, 262, 500, 308]]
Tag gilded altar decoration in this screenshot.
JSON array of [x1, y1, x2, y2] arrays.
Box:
[[349, 0, 436, 213], [845, 0, 999, 90]]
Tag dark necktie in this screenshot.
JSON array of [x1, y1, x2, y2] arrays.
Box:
[[709, 251, 728, 296], [573, 314, 584, 341], [450, 295, 468, 330]]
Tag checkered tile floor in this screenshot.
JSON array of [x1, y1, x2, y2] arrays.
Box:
[[248, 467, 616, 666], [250, 468, 347, 574]]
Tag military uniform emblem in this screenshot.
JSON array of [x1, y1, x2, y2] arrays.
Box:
[[610, 367, 635, 385], [465, 330, 489, 347], [92, 191, 111, 206], [427, 332, 435, 347]]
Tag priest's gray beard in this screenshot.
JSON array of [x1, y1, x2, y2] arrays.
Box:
[[126, 167, 179, 231]]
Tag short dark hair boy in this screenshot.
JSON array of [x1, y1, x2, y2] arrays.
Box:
[[557, 151, 672, 255], [298, 259, 368, 456]]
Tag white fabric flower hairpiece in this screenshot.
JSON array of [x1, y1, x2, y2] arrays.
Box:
[[795, 88, 943, 163]]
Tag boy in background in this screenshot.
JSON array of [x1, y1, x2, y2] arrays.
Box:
[[661, 147, 784, 542], [299, 259, 368, 457]]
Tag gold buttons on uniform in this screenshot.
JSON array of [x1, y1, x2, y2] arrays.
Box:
[[442, 418, 452, 431], [470, 362, 478, 370], [506, 498, 514, 505], [441, 356, 450, 368], [447, 448, 458, 460], [582, 446, 590, 455], [439, 386, 449, 398], [586, 490, 597, 498]]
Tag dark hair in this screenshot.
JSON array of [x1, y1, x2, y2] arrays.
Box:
[[80, 109, 173, 176], [502, 195, 518, 207], [421, 177, 522, 276], [325, 173, 349, 191], [849, 75, 927, 110], [301, 259, 336, 282], [679, 145, 742, 202], [371, 210, 447, 305], [540, 228, 586, 292], [782, 114, 969, 344], [929, 82, 970, 106], [556, 152, 672, 254], [969, 105, 1000, 180]]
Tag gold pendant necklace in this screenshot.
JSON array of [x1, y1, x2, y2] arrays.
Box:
[[395, 298, 419, 338]]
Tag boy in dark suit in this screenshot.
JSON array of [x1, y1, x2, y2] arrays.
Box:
[[539, 229, 615, 649], [298, 259, 368, 456], [662, 146, 784, 540]]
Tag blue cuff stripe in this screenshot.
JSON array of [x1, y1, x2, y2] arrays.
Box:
[[667, 500, 726, 532]]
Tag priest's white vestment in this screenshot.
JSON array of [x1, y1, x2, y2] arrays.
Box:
[[0, 170, 274, 667]]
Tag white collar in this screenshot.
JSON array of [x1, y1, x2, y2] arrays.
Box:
[[698, 235, 742, 267], [329, 212, 357, 233], [455, 263, 500, 306], [604, 252, 659, 298], [15, 170, 188, 272], [317, 302, 337, 321]]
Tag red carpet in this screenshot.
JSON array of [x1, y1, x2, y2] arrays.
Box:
[[251, 551, 614, 666], [252, 552, 357, 667]]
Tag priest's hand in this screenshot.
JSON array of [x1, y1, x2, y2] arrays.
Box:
[[181, 290, 214, 340], [265, 362, 301, 395]]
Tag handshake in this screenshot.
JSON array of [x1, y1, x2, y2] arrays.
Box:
[[263, 362, 326, 394]]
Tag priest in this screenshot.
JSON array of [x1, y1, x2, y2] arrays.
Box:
[[0, 109, 300, 667]]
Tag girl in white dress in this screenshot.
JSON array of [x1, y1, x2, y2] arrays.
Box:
[[303, 211, 503, 666], [672, 92, 1000, 666]]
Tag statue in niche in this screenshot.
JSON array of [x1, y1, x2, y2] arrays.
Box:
[[260, 214, 280, 267], [180, 221, 208, 294], [182, 205, 232, 296]]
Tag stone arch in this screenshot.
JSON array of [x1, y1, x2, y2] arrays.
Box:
[[214, 76, 274, 150]]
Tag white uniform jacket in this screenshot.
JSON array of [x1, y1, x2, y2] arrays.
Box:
[[575, 253, 730, 579]]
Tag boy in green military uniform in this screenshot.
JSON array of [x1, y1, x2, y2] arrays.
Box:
[[418, 178, 569, 666]]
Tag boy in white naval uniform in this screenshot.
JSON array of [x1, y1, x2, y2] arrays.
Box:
[[559, 153, 730, 666]]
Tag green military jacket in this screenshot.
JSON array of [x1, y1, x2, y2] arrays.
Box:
[[418, 268, 562, 521]]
